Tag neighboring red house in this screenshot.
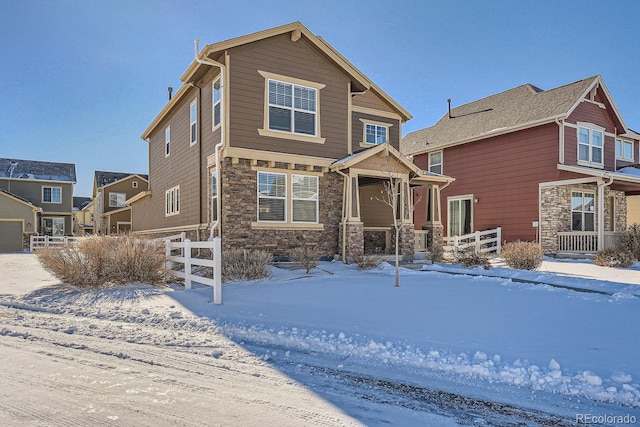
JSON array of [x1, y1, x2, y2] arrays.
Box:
[[403, 75, 640, 254]]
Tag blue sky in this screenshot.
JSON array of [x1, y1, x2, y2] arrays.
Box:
[[2, 0, 639, 197]]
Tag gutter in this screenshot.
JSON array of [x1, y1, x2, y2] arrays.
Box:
[[193, 39, 226, 240]]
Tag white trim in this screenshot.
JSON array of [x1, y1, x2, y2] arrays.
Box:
[[570, 189, 596, 232], [41, 186, 62, 204], [108, 192, 126, 208], [447, 194, 474, 237], [165, 185, 180, 216], [291, 174, 319, 224], [428, 151, 443, 175], [576, 122, 605, 168], [362, 121, 389, 146], [212, 77, 222, 130], [615, 137, 634, 162], [165, 125, 171, 157], [352, 105, 402, 120], [257, 171, 287, 223]]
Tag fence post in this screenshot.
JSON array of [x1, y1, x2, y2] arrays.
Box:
[[496, 227, 502, 255], [474, 231, 480, 253], [64, 236, 68, 247], [30, 235, 35, 252], [180, 232, 186, 257], [212, 237, 222, 304], [45, 235, 49, 248], [184, 238, 192, 290], [165, 239, 171, 276]]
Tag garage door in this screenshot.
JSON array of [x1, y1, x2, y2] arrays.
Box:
[[0, 221, 23, 253]]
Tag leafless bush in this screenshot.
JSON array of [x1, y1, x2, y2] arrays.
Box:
[[289, 245, 320, 274], [501, 241, 543, 270], [428, 242, 444, 263], [351, 253, 384, 270], [454, 245, 490, 269], [222, 248, 272, 282], [36, 235, 165, 289], [594, 248, 635, 268], [618, 223, 640, 261]]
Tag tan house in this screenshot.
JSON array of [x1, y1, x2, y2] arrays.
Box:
[[132, 22, 451, 260], [403, 75, 640, 255], [92, 171, 149, 234], [0, 158, 76, 252], [72, 196, 94, 234]]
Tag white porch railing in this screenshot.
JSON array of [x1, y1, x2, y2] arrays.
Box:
[[557, 231, 622, 253], [30, 235, 84, 252], [444, 227, 502, 256], [165, 237, 222, 304], [415, 230, 429, 252]]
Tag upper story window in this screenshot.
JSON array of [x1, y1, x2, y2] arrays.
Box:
[[212, 78, 221, 128], [109, 192, 126, 208], [429, 151, 443, 175], [365, 123, 388, 145], [190, 99, 198, 145], [616, 138, 634, 161], [165, 126, 170, 157], [132, 181, 138, 189], [165, 185, 180, 216], [42, 186, 62, 204], [268, 79, 317, 136], [577, 124, 604, 167]]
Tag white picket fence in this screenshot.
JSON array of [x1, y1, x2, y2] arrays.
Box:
[[30, 235, 84, 252], [443, 227, 502, 257], [164, 235, 222, 304]]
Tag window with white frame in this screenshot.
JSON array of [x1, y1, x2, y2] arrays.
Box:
[[571, 191, 595, 231], [109, 192, 126, 208], [190, 99, 198, 145], [577, 124, 604, 167], [211, 173, 218, 222], [165, 185, 180, 216], [429, 151, 443, 175], [365, 123, 388, 145], [165, 126, 170, 157], [292, 175, 318, 223], [212, 78, 221, 128], [615, 138, 633, 161], [42, 186, 62, 203], [132, 181, 138, 188], [43, 217, 64, 236], [267, 80, 317, 136], [448, 196, 472, 237], [258, 172, 286, 222]]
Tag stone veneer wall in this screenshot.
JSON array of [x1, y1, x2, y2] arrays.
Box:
[[393, 223, 415, 261], [421, 223, 444, 250], [219, 158, 343, 258], [540, 184, 626, 254]]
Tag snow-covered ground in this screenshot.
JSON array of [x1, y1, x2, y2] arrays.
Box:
[[1, 253, 640, 426]]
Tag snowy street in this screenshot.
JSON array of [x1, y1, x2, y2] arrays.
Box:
[[1, 253, 640, 426]]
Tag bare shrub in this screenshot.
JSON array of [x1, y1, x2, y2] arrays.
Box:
[[428, 242, 444, 263], [222, 248, 272, 282], [618, 223, 640, 261], [454, 245, 490, 269], [501, 241, 543, 271], [36, 235, 165, 289], [594, 248, 635, 268], [288, 245, 319, 274], [351, 253, 384, 270]]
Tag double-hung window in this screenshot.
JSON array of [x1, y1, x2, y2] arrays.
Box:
[[258, 172, 286, 222], [577, 124, 604, 167], [365, 123, 388, 144], [109, 192, 126, 208], [165, 185, 180, 216], [257, 172, 320, 224], [190, 99, 198, 145], [571, 191, 595, 231], [292, 175, 318, 223], [165, 126, 170, 157], [42, 186, 62, 203], [615, 138, 634, 161], [429, 151, 443, 175], [268, 80, 317, 136], [212, 78, 221, 128]]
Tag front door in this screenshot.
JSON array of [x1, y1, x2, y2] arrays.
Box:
[[448, 196, 472, 237]]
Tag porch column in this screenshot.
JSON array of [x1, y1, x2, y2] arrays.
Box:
[[422, 183, 444, 250], [338, 171, 364, 262]]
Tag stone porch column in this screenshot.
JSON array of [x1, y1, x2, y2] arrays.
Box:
[[339, 221, 364, 262]]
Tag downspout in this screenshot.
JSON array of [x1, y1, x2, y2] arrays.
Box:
[[193, 39, 226, 240], [335, 169, 350, 263], [597, 176, 614, 250]]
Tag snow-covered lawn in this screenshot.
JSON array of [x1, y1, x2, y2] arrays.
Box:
[[1, 253, 640, 425]]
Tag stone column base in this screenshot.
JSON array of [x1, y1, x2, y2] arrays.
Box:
[[422, 223, 444, 250], [339, 221, 363, 263]]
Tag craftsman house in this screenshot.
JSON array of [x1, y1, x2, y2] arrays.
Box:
[[131, 22, 451, 260], [403, 75, 640, 255], [92, 171, 148, 234], [0, 158, 76, 252]]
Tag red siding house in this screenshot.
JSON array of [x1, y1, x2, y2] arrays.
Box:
[[403, 75, 640, 255]]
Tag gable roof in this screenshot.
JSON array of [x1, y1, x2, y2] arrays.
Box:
[[402, 75, 628, 155], [73, 196, 92, 210], [94, 171, 148, 189], [142, 22, 410, 140], [0, 189, 40, 210], [0, 158, 76, 182]]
